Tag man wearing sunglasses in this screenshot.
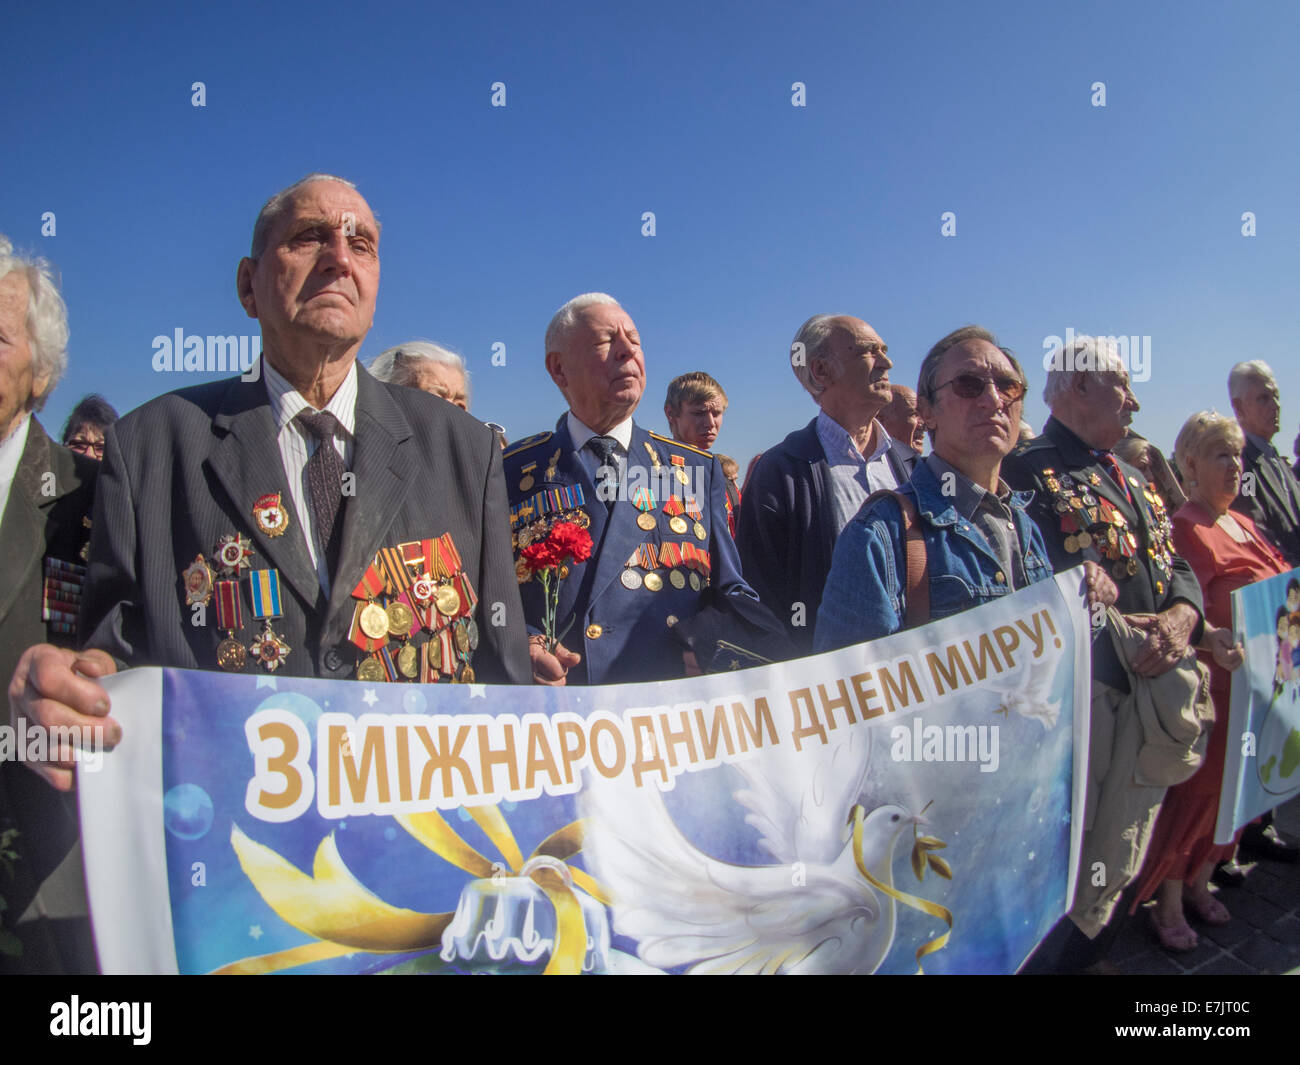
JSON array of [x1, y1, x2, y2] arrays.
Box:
[[736, 314, 917, 655], [815, 326, 1053, 649], [1004, 334, 1205, 974]]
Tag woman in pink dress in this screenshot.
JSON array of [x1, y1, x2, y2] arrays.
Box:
[[1133, 412, 1289, 952]]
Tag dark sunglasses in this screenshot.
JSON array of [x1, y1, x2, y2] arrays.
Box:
[[932, 372, 1025, 402]]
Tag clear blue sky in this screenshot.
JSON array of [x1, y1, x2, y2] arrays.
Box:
[[7, 1, 1298, 468]]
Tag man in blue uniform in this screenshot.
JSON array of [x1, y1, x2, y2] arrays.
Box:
[[507, 293, 777, 686]]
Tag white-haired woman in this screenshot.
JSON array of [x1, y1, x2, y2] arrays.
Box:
[[1131, 411, 1288, 951]]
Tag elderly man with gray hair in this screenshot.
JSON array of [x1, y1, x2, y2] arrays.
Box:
[[735, 314, 917, 654], [370, 340, 470, 411], [0, 235, 97, 973], [1227, 359, 1300, 566], [1003, 333, 1208, 974]]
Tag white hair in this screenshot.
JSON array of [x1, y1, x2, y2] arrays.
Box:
[[1042, 334, 1127, 407], [369, 340, 470, 402], [790, 314, 844, 395], [250, 173, 368, 258], [544, 293, 621, 355], [1228, 360, 1276, 401], [0, 234, 69, 410]]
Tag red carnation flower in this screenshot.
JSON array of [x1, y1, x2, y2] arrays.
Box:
[[548, 522, 593, 565]]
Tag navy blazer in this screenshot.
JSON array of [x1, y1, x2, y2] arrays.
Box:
[[504, 416, 756, 684], [736, 417, 918, 655], [1231, 436, 1300, 565]]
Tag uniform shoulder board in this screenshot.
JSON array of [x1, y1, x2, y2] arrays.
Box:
[[648, 430, 711, 458], [503, 431, 553, 460], [1011, 436, 1055, 457]]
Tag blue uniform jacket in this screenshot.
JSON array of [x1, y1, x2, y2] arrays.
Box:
[[504, 416, 758, 684]]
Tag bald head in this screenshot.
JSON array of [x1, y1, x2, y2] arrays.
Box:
[[880, 384, 924, 452]]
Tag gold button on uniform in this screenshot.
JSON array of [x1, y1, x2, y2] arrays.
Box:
[[666, 615, 678, 627], [586, 623, 603, 639], [994, 571, 1005, 583]]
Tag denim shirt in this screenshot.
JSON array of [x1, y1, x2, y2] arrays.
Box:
[[814, 460, 1054, 650]]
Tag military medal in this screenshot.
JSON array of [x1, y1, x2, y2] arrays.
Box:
[[466, 618, 480, 650], [182, 555, 214, 606], [349, 562, 390, 652], [685, 497, 706, 540], [459, 665, 476, 684], [252, 493, 290, 538], [519, 462, 538, 493], [435, 583, 461, 616], [397, 643, 419, 679], [214, 533, 255, 575], [621, 568, 643, 589], [454, 624, 470, 654], [387, 600, 415, 637], [644, 572, 664, 592], [632, 486, 657, 531], [360, 601, 390, 639], [670, 570, 686, 589], [214, 578, 246, 671], [249, 569, 291, 671], [664, 495, 688, 535], [357, 656, 385, 682], [689, 572, 702, 591], [670, 454, 690, 486]]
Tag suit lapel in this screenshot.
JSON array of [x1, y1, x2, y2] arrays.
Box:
[[323, 370, 419, 643], [583, 422, 652, 608], [207, 377, 321, 610], [0, 422, 52, 628], [1256, 449, 1297, 527], [553, 419, 604, 626]]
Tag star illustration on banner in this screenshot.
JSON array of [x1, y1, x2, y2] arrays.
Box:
[[249, 925, 263, 940], [362, 688, 379, 707], [468, 685, 487, 699], [256, 676, 278, 691]]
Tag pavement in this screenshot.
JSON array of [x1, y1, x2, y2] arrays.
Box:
[[1112, 796, 1300, 975]]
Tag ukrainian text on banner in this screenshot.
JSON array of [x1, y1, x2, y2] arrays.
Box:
[[81, 572, 1089, 975], [1217, 567, 1300, 843]]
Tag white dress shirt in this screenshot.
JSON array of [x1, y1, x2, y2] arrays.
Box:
[[263, 359, 358, 594], [816, 411, 901, 537], [0, 413, 32, 532]]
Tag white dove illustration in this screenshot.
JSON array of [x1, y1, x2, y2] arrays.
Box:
[[579, 727, 922, 974], [994, 654, 1061, 729]]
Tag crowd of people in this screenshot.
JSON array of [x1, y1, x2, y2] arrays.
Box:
[[1, 173, 1296, 975]]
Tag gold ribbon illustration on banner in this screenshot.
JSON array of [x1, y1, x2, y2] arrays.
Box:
[[214, 807, 607, 975], [850, 804, 954, 975]]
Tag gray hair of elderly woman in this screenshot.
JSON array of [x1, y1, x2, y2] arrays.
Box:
[[0, 235, 69, 411], [1041, 335, 1127, 407], [915, 325, 1026, 402], [368, 341, 470, 403], [1173, 411, 1245, 483]]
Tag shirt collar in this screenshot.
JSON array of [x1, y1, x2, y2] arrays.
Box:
[[1244, 430, 1277, 457], [567, 411, 633, 454], [923, 452, 1012, 520], [264, 358, 358, 438], [816, 410, 891, 465]]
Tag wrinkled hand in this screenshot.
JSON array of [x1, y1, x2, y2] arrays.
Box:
[[1205, 626, 1244, 672], [1082, 561, 1119, 608], [530, 636, 580, 686], [1127, 603, 1199, 677], [7, 645, 119, 791]]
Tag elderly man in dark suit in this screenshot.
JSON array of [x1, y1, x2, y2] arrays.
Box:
[[1229, 360, 1300, 565], [1003, 334, 1207, 973], [508, 293, 779, 686], [735, 314, 917, 655], [0, 236, 97, 972], [9, 176, 531, 805]]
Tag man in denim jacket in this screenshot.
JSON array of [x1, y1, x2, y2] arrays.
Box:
[[815, 326, 1052, 649]]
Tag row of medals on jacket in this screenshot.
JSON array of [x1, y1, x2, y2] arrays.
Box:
[[513, 443, 711, 593], [1043, 468, 1175, 593]]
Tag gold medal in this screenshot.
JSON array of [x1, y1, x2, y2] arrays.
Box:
[[454, 625, 470, 654], [689, 572, 702, 591], [397, 643, 419, 678], [644, 572, 663, 592], [435, 583, 461, 616], [693, 521, 706, 541], [636, 512, 657, 531], [360, 601, 390, 639], [357, 657, 385, 681], [182, 555, 214, 606], [669, 569, 686, 589], [674, 467, 690, 486], [459, 665, 476, 684], [387, 601, 414, 637], [519, 474, 535, 492], [669, 516, 688, 535], [621, 568, 643, 589], [216, 636, 246, 671], [1064, 534, 1078, 553], [252, 492, 290, 538], [1076, 531, 1092, 550]]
